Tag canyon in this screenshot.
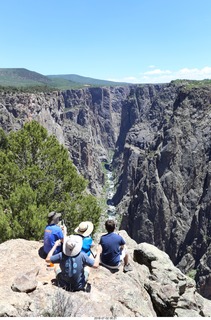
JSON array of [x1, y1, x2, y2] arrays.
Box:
[[1, 81, 211, 298]]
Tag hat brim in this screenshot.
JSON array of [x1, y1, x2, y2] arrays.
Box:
[[74, 221, 94, 237], [53, 213, 61, 219], [48, 212, 61, 224], [63, 235, 82, 257], [48, 211, 61, 219], [48, 211, 56, 218]]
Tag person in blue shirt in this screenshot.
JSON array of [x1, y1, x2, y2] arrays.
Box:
[[45, 235, 100, 292], [74, 221, 94, 257], [43, 211, 66, 255], [98, 219, 132, 272]]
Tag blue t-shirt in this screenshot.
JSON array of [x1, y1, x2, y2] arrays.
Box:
[[100, 232, 125, 266], [51, 251, 94, 291], [81, 236, 93, 256], [43, 224, 64, 254]]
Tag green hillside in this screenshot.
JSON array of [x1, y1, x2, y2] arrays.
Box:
[[47, 73, 130, 86], [0, 68, 51, 86], [0, 68, 80, 90], [171, 79, 211, 88], [0, 68, 130, 91]]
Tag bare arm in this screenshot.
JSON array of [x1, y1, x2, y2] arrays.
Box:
[[45, 239, 61, 263], [61, 225, 67, 238], [92, 244, 102, 268]]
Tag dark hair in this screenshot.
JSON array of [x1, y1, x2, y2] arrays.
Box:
[[105, 219, 116, 233]]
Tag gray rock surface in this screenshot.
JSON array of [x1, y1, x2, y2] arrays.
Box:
[[11, 267, 39, 293], [134, 242, 207, 316], [0, 232, 211, 317]]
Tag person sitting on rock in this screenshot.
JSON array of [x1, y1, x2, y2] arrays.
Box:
[[43, 211, 67, 255], [74, 221, 94, 257], [98, 219, 132, 272], [45, 235, 101, 292]]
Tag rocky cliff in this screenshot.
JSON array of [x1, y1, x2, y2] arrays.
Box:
[[1, 232, 211, 317], [1, 82, 211, 298], [111, 83, 211, 299], [0, 87, 128, 195]]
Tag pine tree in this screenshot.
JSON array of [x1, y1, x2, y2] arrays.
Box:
[[0, 121, 101, 242]]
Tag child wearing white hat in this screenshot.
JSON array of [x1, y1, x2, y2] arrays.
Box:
[[74, 221, 94, 257]]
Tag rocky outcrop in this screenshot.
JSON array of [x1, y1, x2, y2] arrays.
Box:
[[0, 232, 210, 317], [1, 82, 211, 296], [134, 242, 208, 317], [195, 244, 211, 300]]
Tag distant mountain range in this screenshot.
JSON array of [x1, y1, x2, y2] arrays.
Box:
[[0, 68, 131, 90]]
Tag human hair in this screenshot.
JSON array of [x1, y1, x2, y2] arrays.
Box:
[[105, 219, 116, 233]]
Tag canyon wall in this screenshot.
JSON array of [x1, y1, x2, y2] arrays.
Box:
[[1, 82, 211, 297]]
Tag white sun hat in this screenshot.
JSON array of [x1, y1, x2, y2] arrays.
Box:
[[63, 235, 82, 257], [74, 221, 94, 237]]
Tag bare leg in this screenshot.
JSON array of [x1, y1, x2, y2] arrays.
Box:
[[124, 253, 129, 266], [122, 247, 132, 272], [84, 266, 90, 282], [54, 265, 61, 276]]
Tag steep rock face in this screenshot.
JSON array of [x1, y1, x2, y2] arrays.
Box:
[[0, 87, 129, 195], [1, 83, 211, 296], [61, 87, 130, 194], [111, 84, 211, 297]]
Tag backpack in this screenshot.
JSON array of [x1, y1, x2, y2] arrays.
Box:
[[64, 257, 77, 278]]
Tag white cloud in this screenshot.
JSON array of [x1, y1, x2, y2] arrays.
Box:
[[179, 68, 198, 75], [107, 66, 211, 84], [178, 67, 211, 77], [202, 66, 211, 74], [138, 66, 211, 83]]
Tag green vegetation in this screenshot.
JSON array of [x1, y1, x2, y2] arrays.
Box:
[[0, 68, 51, 87], [171, 79, 211, 89], [0, 68, 130, 91], [0, 84, 58, 94], [48, 73, 130, 87], [187, 269, 197, 280], [0, 121, 101, 243], [0, 68, 81, 92]]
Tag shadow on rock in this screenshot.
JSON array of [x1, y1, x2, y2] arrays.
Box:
[[38, 245, 46, 259], [99, 263, 120, 274]]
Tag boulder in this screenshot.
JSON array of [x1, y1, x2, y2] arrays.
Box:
[[11, 267, 39, 293], [134, 241, 211, 317]]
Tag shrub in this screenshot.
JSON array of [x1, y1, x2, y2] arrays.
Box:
[[0, 121, 101, 242]]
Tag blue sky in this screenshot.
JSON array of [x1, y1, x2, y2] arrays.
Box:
[[1, 0, 211, 83]]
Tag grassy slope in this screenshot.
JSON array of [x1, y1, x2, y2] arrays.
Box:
[[47, 73, 130, 86], [0, 68, 82, 90], [0, 68, 129, 90], [0, 68, 51, 86]]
